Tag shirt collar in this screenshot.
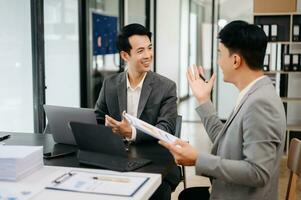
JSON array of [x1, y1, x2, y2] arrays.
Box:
[[235, 75, 265, 110], [126, 71, 147, 90]]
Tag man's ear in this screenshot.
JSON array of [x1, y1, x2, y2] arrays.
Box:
[[120, 51, 129, 62], [233, 54, 242, 69]]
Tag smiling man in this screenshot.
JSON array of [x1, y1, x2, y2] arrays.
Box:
[[94, 23, 180, 200], [160, 20, 286, 200]]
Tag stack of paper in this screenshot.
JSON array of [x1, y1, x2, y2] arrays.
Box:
[[0, 145, 43, 181]]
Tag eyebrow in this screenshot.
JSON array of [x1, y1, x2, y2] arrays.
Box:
[[136, 44, 152, 52]]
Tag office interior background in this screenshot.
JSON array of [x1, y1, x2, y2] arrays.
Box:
[[0, 0, 301, 145]]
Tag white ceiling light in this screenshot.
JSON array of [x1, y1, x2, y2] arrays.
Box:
[[218, 19, 227, 28]]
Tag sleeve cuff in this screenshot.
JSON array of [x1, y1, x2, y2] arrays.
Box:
[[126, 125, 137, 141], [195, 101, 216, 118], [195, 152, 218, 177]]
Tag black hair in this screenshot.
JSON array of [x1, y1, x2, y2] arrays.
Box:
[[218, 20, 267, 70], [117, 23, 152, 55]]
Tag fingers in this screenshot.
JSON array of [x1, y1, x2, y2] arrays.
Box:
[[174, 139, 189, 147], [187, 66, 194, 82], [208, 73, 216, 87], [197, 66, 206, 82], [159, 140, 181, 155], [105, 115, 120, 127], [158, 140, 171, 149], [192, 64, 199, 80], [112, 127, 119, 133]]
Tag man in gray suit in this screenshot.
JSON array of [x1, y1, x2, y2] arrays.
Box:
[[95, 23, 180, 200], [160, 20, 286, 200]]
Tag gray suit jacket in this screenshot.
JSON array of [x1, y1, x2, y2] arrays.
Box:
[[195, 77, 286, 200], [94, 71, 178, 143]]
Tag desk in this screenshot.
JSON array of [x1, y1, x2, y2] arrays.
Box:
[[4, 132, 177, 178], [0, 166, 161, 200]]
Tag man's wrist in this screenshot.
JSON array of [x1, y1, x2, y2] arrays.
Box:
[[197, 97, 210, 105]]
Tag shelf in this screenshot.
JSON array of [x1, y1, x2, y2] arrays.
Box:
[[254, 12, 301, 16], [287, 124, 301, 131], [290, 42, 301, 44], [264, 71, 301, 74], [281, 97, 301, 102]]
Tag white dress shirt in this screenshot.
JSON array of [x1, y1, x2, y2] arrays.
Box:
[[126, 72, 147, 141], [234, 75, 265, 112]]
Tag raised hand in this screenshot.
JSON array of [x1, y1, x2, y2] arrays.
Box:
[[186, 64, 216, 104]]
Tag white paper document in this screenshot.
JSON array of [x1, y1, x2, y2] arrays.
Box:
[[46, 170, 149, 197], [0, 186, 41, 200], [0, 145, 43, 181], [124, 113, 179, 143]]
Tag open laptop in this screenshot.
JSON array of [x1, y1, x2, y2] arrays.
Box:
[[43, 105, 97, 145], [69, 121, 151, 172]]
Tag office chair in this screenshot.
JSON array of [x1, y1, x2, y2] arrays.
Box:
[[286, 138, 301, 200], [43, 124, 51, 134], [175, 115, 187, 189]]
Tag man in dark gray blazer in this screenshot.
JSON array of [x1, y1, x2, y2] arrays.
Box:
[[95, 23, 180, 200], [160, 21, 286, 200]]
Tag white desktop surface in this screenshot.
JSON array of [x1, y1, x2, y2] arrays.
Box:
[[0, 166, 161, 200]]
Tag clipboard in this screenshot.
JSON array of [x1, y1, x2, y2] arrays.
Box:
[[45, 170, 149, 197]]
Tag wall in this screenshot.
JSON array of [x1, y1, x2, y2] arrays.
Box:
[[0, 0, 34, 132], [44, 0, 80, 107], [156, 0, 181, 94], [215, 0, 253, 119]]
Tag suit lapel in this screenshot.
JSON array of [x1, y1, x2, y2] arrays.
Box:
[[117, 72, 127, 116], [137, 72, 153, 118], [211, 76, 272, 154]]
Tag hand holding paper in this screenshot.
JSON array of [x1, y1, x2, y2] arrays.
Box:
[[123, 113, 178, 144], [159, 140, 199, 166]]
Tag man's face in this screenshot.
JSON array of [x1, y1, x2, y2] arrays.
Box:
[[124, 35, 153, 73], [218, 43, 236, 83]]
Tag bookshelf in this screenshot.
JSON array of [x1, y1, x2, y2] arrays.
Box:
[[255, 12, 301, 154]]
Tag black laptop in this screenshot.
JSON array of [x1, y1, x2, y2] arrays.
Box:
[[69, 121, 151, 172]]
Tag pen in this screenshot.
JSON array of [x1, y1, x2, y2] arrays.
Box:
[[199, 74, 207, 82], [92, 176, 130, 183], [0, 134, 10, 142]]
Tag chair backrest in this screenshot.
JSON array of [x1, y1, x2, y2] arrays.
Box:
[[174, 115, 187, 189], [286, 138, 301, 200], [175, 115, 182, 138], [43, 123, 51, 134]]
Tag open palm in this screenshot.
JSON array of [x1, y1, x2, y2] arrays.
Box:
[[186, 65, 216, 104]]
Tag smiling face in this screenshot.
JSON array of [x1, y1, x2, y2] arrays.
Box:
[[121, 35, 153, 73]]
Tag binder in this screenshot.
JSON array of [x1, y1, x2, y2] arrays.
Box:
[[263, 25, 270, 40], [293, 25, 300, 42], [292, 54, 299, 71], [299, 55, 301, 71], [271, 24, 278, 41], [263, 54, 270, 71], [270, 43, 277, 71], [276, 43, 282, 71], [283, 54, 291, 71]]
